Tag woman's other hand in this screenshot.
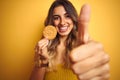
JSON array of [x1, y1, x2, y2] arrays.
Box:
[[70, 4, 110, 80]]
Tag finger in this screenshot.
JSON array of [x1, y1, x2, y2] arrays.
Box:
[[37, 42, 47, 54], [71, 52, 109, 74], [70, 42, 103, 62], [90, 74, 110, 80], [100, 73, 110, 80], [38, 39, 49, 52], [41, 46, 49, 59], [38, 38, 48, 44], [34, 39, 49, 60], [78, 4, 91, 44], [78, 64, 110, 80], [42, 40, 49, 49], [89, 76, 103, 80], [38, 39, 49, 49]]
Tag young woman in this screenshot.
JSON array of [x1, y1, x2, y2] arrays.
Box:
[[30, 0, 110, 80]]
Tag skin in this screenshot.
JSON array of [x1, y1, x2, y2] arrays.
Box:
[[30, 4, 110, 80], [70, 4, 110, 80], [53, 6, 74, 37]]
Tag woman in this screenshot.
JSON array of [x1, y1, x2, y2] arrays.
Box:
[[30, 0, 110, 80]]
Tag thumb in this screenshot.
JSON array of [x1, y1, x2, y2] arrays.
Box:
[[78, 4, 91, 44]]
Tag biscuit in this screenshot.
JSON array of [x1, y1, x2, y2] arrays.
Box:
[[43, 25, 57, 40]]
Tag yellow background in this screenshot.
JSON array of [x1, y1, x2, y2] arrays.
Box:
[[0, 0, 120, 80]]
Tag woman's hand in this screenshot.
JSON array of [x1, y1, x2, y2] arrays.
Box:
[[70, 4, 110, 80], [70, 41, 110, 80], [34, 38, 49, 67]]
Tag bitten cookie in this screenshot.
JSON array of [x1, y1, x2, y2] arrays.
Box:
[[43, 25, 57, 40]]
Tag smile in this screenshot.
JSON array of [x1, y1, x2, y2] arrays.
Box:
[[58, 26, 68, 32]]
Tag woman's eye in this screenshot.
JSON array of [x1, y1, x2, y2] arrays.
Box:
[[53, 16, 59, 20], [65, 14, 70, 18]]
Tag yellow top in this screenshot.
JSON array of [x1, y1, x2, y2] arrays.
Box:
[[44, 64, 78, 80]]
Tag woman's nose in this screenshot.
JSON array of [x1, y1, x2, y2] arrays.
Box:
[[60, 17, 66, 25]]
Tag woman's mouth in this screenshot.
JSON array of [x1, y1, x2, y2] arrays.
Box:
[[58, 26, 68, 32]]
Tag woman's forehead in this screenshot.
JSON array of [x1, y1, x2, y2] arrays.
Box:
[[53, 6, 67, 15]]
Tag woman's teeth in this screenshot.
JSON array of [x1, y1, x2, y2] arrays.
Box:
[[59, 26, 68, 32]]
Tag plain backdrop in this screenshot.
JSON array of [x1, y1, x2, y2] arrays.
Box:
[[0, 0, 120, 80]]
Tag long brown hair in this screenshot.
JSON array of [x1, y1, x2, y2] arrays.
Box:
[[44, 0, 82, 69]]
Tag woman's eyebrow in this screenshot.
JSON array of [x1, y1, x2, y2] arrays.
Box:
[[53, 15, 59, 17], [64, 12, 69, 15]]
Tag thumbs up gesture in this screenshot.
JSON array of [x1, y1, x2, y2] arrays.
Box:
[[70, 4, 110, 80]]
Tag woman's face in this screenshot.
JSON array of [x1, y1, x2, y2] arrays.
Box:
[[53, 6, 74, 37]]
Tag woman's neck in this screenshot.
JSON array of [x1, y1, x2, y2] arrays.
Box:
[[55, 36, 67, 65], [59, 36, 68, 45]]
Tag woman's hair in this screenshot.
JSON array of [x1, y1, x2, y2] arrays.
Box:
[[44, 0, 83, 70]]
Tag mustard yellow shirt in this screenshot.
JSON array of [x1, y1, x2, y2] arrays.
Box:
[[44, 64, 78, 80]]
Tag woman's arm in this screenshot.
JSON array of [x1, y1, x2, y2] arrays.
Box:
[[30, 67, 46, 80], [30, 38, 49, 80]]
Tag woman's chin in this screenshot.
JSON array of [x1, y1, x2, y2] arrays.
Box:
[[58, 32, 69, 37]]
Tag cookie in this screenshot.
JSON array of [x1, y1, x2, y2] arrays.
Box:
[[43, 25, 57, 40]]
